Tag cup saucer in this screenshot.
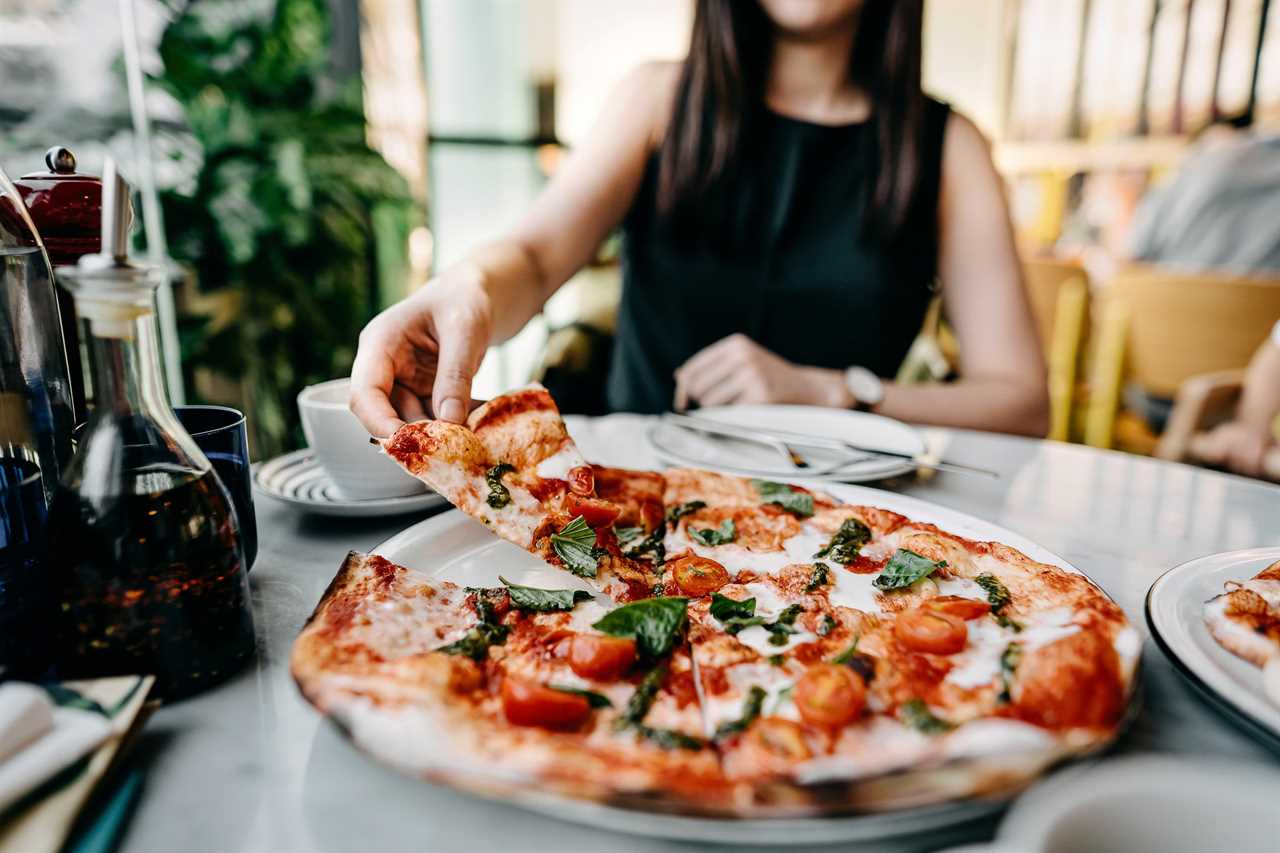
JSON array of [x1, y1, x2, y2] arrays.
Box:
[[253, 449, 445, 517]]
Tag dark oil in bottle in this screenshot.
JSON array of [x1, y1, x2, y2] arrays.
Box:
[[46, 462, 255, 700]]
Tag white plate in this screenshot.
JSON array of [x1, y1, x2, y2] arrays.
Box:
[[253, 449, 447, 518], [647, 405, 926, 482], [1146, 546, 1280, 746], [367, 481, 1109, 845]]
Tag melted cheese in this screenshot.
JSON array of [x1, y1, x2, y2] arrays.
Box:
[[944, 608, 1081, 690], [534, 443, 586, 480]]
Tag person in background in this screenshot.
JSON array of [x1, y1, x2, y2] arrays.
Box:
[[1196, 320, 1280, 479], [350, 0, 1047, 438], [1129, 118, 1280, 274]]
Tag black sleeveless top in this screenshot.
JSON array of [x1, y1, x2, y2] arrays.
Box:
[[606, 97, 951, 414]]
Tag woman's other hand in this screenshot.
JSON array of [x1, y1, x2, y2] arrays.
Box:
[[349, 264, 493, 437], [673, 333, 853, 411], [1198, 421, 1275, 478]]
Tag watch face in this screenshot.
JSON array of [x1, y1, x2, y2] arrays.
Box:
[[847, 368, 884, 406]]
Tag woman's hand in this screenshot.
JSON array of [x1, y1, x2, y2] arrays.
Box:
[[673, 333, 853, 411], [349, 264, 493, 437], [1198, 421, 1276, 478]]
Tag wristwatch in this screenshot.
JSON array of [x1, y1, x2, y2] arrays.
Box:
[[843, 366, 885, 411]]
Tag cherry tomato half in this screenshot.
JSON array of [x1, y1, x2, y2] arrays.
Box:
[[568, 634, 637, 681], [501, 677, 592, 730], [925, 595, 991, 621], [793, 663, 867, 729], [669, 555, 730, 597], [894, 607, 968, 655], [745, 718, 812, 760], [567, 465, 595, 496], [566, 494, 621, 528]]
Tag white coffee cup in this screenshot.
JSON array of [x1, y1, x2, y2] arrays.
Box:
[[297, 378, 426, 500]]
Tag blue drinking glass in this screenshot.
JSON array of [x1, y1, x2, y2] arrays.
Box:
[[174, 406, 258, 571], [0, 454, 49, 681]]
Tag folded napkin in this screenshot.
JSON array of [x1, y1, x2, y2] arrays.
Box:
[[0, 684, 113, 814], [0, 676, 154, 853]]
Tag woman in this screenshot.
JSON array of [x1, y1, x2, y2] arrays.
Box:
[[350, 0, 1048, 438]]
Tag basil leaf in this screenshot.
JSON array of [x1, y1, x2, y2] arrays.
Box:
[[768, 654, 785, 666], [436, 622, 508, 662], [996, 613, 1023, 632], [975, 573, 1012, 613], [814, 518, 871, 563], [873, 549, 946, 591], [485, 462, 516, 508], [551, 515, 600, 578], [593, 597, 689, 659], [688, 518, 736, 546], [898, 698, 954, 734], [768, 685, 794, 715], [806, 562, 831, 592], [548, 684, 613, 708], [712, 596, 802, 644], [636, 724, 705, 751], [816, 613, 837, 636], [499, 576, 592, 612], [830, 634, 861, 664], [710, 593, 756, 621], [614, 526, 644, 548], [831, 634, 875, 682], [714, 685, 767, 740], [758, 611, 798, 646], [624, 525, 666, 565], [751, 479, 814, 518], [665, 500, 706, 524], [616, 665, 666, 729], [998, 643, 1023, 704]]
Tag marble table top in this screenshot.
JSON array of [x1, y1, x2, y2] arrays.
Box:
[[116, 416, 1280, 853]]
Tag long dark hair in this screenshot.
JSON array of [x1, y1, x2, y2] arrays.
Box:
[[656, 0, 926, 243]]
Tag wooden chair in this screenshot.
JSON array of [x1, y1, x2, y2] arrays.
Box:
[[1022, 259, 1090, 441], [1083, 264, 1280, 448]]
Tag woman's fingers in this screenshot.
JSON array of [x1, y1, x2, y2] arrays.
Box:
[[430, 312, 487, 424], [349, 324, 406, 437], [390, 384, 429, 423]]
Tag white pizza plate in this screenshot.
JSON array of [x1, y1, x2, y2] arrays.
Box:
[[1146, 546, 1280, 748], [647, 405, 926, 482], [254, 449, 447, 518], [365, 481, 1130, 846]]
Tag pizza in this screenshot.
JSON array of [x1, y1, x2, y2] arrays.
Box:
[[293, 387, 1140, 817], [380, 384, 657, 601]]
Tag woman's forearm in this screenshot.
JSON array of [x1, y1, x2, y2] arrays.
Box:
[[451, 239, 559, 344], [1237, 341, 1280, 435], [874, 376, 1050, 438]]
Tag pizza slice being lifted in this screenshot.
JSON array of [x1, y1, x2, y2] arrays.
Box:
[[380, 383, 657, 600]]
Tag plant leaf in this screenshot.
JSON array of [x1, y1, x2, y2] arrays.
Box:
[[873, 549, 946, 590], [975, 572, 1012, 613], [751, 479, 815, 518], [814, 517, 871, 563], [635, 725, 706, 750], [499, 576, 592, 612], [593, 597, 689, 659], [714, 685, 767, 740], [709, 593, 756, 621], [665, 500, 706, 524], [898, 698, 954, 734], [616, 665, 666, 729], [551, 516, 599, 578], [548, 684, 613, 708], [485, 462, 516, 509], [806, 562, 831, 592], [688, 518, 736, 546], [613, 526, 644, 548]]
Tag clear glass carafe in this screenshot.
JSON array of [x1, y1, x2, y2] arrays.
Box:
[[46, 164, 255, 699]]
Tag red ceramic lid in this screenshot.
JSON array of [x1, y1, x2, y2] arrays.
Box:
[[16, 146, 102, 265]]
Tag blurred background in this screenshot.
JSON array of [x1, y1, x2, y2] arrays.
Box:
[[2, 0, 1278, 470]]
